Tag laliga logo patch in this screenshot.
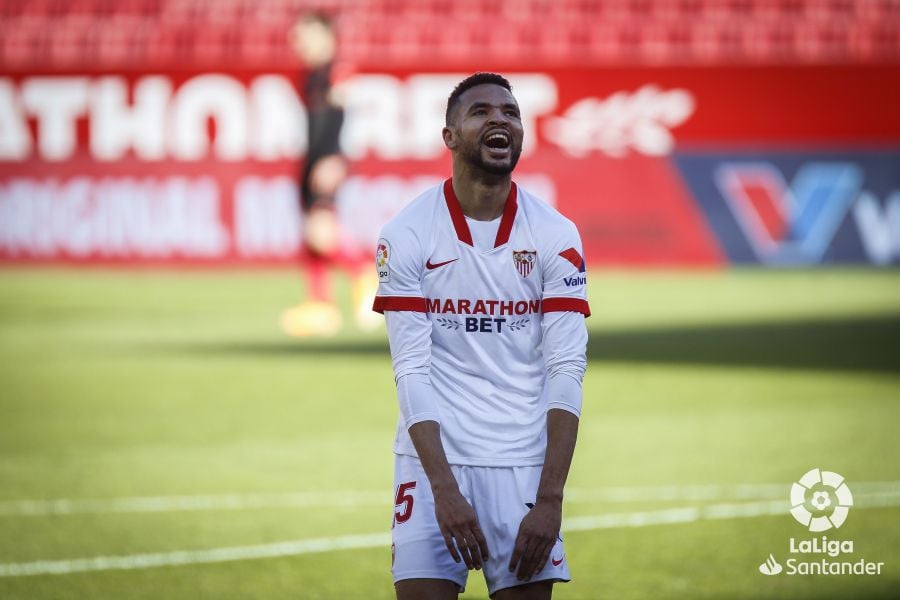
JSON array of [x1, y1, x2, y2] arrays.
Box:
[[376, 239, 390, 282], [790, 468, 853, 532], [513, 250, 537, 278]]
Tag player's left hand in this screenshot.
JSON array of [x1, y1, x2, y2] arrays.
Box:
[[508, 499, 562, 581]]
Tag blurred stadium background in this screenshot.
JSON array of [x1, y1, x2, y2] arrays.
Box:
[[1, 1, 899, 599]]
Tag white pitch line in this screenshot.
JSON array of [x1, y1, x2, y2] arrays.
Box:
[[0, 491, 387, 517], [2, 493, 899, 578], [0, 533, 390, 578], [3, 481, 899, 517], [565, 481, 900, 503], [563, 492, 900, 532]]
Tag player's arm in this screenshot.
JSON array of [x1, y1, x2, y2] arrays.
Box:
[[538, 406, 579, 507], [509, 314, 586, 581], [535, 311, 587, 508], [375, 227, 488, 570], [383, 312, 489, 570], [406, 419, 489, 570], [510, 226, 589, 581]]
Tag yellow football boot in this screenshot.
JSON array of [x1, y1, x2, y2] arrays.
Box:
[[280, 301, 343, 338]]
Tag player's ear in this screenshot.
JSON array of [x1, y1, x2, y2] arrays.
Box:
[[442, 126, 457, 150]]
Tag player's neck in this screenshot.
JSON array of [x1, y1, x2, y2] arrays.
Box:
[[450, 171, 511, 222]]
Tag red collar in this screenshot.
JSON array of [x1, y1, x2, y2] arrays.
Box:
[[443, 178, 518, 248]]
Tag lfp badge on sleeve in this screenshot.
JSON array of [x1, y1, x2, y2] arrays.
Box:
[[376, 239, 391, 283]]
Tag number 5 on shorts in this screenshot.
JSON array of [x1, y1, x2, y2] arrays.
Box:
[[393, 481, 416, 525]]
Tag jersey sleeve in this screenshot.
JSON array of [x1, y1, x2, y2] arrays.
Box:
[[541, 219, 589, 418], [541, 220, 591, 317], [373, 218, 439, 428], [542, 311, 587, 417], [372, 221, 427, 314]]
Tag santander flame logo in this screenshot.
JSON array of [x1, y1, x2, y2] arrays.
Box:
[[758, 553, 783, 576]]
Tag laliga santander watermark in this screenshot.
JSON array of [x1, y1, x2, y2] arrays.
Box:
[[758, 468, 884, 577]]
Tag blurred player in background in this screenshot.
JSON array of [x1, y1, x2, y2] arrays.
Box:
[[281, 13, 380, 337], [375, 73, 589, 599]]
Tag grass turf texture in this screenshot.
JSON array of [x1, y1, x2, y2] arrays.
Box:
[[0, 268, 898, 599]]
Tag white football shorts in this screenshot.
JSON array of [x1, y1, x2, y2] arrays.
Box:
[[391, 453, 571, 595]]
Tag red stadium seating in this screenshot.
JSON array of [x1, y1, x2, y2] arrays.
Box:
[[0, 0, 897, 71]]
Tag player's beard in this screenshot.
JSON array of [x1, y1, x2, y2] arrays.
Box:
[[459, 137, 522, 176]]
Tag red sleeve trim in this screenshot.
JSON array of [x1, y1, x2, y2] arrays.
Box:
[[542, 297, 591, 317], [372, 296, 428, 314]]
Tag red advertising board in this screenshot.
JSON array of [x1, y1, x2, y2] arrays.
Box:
[[1, 66, 898, 266]]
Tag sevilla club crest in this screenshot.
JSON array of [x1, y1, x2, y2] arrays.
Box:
[[512, 250, 537, 278]]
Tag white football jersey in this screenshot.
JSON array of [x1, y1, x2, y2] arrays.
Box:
[[375, 179, 589, 466]]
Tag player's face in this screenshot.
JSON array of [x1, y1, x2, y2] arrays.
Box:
[[450, 84, 524, 176], [292, 19, 336, 66]]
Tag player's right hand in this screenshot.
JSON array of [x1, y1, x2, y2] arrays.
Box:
[[433, 488, 489, 570]]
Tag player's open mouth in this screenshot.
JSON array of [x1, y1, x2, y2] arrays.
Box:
[[482, 130, 511, 158], [483, 130, 511, 150]]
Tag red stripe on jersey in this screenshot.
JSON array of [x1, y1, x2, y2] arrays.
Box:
[[493, 182, 518, 248], [443, 179, 473, 246], [542, 297, 591, 317], [443, 178, 518, 248], [372, 296, 428, 314]]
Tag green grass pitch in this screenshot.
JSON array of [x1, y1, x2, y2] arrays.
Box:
[[0, 268, 898, 599]]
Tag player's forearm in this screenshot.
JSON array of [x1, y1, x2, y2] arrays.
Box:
[[407, 420, 460, 495], [535, 408, 579, 505]]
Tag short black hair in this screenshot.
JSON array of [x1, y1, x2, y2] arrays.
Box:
[[445, 72, 513, 126], [300, 12, 333, 30]]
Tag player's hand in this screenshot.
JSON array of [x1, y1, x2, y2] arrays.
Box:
[[433, 487, 489, 570], [509, 499, 562, 581]]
